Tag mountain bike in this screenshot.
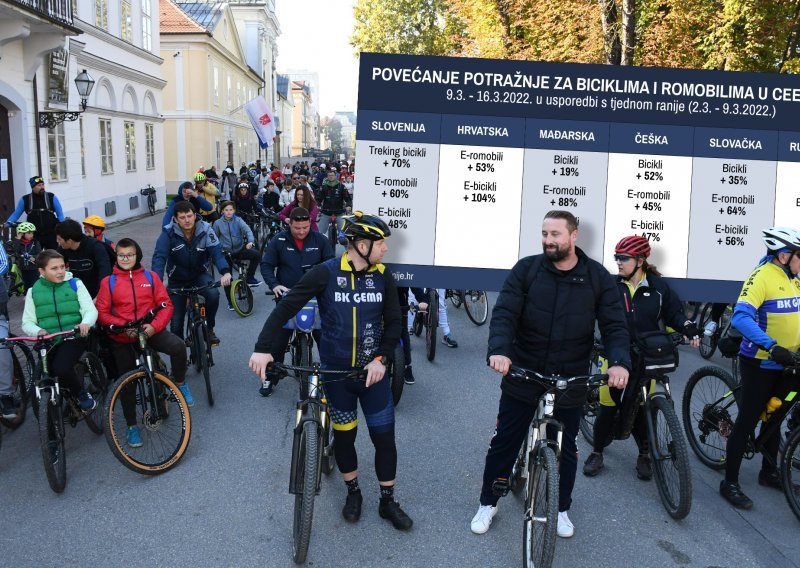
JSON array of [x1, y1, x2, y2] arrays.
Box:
[[410, 289, 438, 362], [103, 303, 192, 474], [0, 335, 35, 430], [682, 353, 800, 521], [697, 303, 732, 360], [447, 289, 490, 326], [270, 362, 366, 564], [223, 250, 254, 317], [1, 330, 106, 492], [169, 282, 219, 406], [140, 184, 157, 216], [257, 209, 283, 253], [501, 366, 607, 568], [580, 333, 691, 519]]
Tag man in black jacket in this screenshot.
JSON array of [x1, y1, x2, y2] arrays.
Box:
[[470, 210, 632, 539], [55, 219, 112, 298]]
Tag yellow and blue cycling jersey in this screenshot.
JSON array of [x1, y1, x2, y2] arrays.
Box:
[[732, 261, 800, 369]]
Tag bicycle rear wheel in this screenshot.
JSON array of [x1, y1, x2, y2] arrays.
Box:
[[780, 426, 800, 522], [650, 396, 692, 519], [105, 371, 192, 475], [321, 413, 335, 476], [293, 420, 319, 564], [464, 290, 489, 326], [390, 342, 405, 407], [523, 445, 558, 568], [0, 346, 32, 429], [579, 385, 600, 447], [426, 290, 438, 362], [38, 389, 67, 493], [80, 353, 108, 435], [449, 290, 463, 309], [197, 326, 214, 407], [681, 366, 738, 470], [230, 279, 254, 317], [148, 194, 156, 216]]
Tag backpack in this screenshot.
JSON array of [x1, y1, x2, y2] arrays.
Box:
[[522, 254, 602, 306], [23, 192, 54, 214]]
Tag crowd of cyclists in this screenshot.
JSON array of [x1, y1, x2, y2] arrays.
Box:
[[1, 160, 799, 563]]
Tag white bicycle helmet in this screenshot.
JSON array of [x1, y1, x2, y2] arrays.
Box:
[[762, 226, 800, 252]]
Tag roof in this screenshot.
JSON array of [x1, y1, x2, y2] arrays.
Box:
[[159, 0, 207, 34], [176, 2, 225, 31]]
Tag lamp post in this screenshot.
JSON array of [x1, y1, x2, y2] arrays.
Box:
[[38, 69, 96, 129]]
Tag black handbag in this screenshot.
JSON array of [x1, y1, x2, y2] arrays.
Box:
[[633, 331, 677, 374]]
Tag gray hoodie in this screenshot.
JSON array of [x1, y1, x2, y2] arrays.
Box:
[[212, 215, 255, 253]]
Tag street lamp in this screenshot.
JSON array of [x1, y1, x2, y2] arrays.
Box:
[[38, 69, 96, 129]]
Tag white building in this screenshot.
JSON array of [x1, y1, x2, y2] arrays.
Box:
[[275, 73, 294, 165], [332, 111, 356, 157]]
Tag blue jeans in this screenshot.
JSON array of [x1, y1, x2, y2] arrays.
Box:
[[168, 273, 220, 337]]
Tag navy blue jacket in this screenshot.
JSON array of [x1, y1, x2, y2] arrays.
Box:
[[260, 229, 334, 289], [162, 193, 213, 225], [151, 219, 230, 284]]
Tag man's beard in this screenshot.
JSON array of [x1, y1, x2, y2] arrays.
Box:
[[543, 243, 569, 262]]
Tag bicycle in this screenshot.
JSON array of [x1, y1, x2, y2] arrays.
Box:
[[682, 353, 800, 521], [697, 303, 732, 360], [223, 250, 254, 317], [169, 282, 220, 406], [102, 303, 192, 474], [501, 366, 607, 568], [140, 184, 157, 216], [269, 362, 366, 564], [257, 209, 283, 253], [2, 222, 29, 298], [410, 289, 438, 362], [447, 289, 490, 326], [580, 333, 692, 519], [0, 335, 36, 430], [1, 329, 107, 492]]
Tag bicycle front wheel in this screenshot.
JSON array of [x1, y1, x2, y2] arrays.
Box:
[[293, 420, 319, 564], [105, 371, 192, 475], [198, 326, 214, 407], [523, 445, 558, 568], [780, 425, 800, 522], [464, 290, 489, 326], [650, 396, 692, 519], [681, 365, 738, 470], [698, 304, 717, 359], [412, 311, 423, 337], [449, 290, 463, 309], [37, 389, 67, 493], [0, 345, 32, 429], [579, 385, 601, 447], [230, 279, 254, 317], [426, 290, 438, 362], [80, 353, 108, 435]]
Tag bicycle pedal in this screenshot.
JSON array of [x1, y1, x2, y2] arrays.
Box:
[[491, 477, 510, 497]]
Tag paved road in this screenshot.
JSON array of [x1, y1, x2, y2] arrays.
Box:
[[1, 212, 798, 568]]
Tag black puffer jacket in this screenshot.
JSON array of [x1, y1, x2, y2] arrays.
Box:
[[617, 272, 687, 339], [487, 248, 631, 407]]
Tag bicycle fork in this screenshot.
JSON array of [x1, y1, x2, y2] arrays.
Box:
[[289, 373, 326, 495]]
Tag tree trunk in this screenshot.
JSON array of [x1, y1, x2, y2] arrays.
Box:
[[621, 0, 635, 65], [600, 0, 622, 65]]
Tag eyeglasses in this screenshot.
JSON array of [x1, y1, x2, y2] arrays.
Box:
[[117, 253, 136, 260], [292, 177, 299, 180], [614, 254, 634, 262]]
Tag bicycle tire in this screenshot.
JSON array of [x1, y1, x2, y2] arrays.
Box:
[[650, 396, 692, 519], [523, 444, 558, 568], [579, 385, 600, 447], [780, 425, 800, 522], [230, 279, 254, 317], [698, 304, 718, 359], [391, 342, 405, 407], [198, 326, 213, 407], [412, 311, 423, 337], [426, 290, 438, 362], [0, 347, 31, 430], [38, 388, 67, 493], [464, 290, 489, 326], [81, 353, 108, 435], [293, 420, 319, 564], [148, 195, 156, 216], [321, 415, 336, 476], [105, 370, 192, 475], [449, 290, 463, 309], [681, 365, 738, 470]]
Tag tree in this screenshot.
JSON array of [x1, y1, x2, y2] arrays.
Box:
[[322, 118, 343, 155]]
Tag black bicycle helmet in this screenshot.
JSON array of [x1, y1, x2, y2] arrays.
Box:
[[341, 211, 391, 242]]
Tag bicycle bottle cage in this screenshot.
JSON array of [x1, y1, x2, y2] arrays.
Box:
[[491, 477, 510, 497]]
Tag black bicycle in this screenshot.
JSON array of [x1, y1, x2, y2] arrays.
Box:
[[447, 289, 490, 326], [269, 362, 366, 564], [0, 335, 36, 431], [697, 303, 732, 360], [256, 209, 283, 253], [103, 303, 192, 475], [140, 184, 157, 216], [411, 289, 438, 362], [169, 282, 220, 406]]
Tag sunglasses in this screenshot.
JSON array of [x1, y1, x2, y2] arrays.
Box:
[[614, 254, 634, 262]]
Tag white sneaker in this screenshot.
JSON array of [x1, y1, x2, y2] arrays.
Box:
[[470, 505, 498, 534], [704, 321, 718, 336], [557, 511, 574, 538]]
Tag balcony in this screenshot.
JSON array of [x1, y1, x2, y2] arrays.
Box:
[[6, 0, 73, 27]]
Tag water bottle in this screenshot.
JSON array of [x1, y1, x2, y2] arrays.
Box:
[[760, 397, 782, 422]]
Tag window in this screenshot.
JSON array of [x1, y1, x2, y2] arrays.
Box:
[[79, 117, 85, 176], [213, 67, 219, 105], [121, 0, 132, 42], [99, 118, 113, 174], [47, 123, 67, 181], [227, 75, 232, 109], [145, 123, 155, 170], [142, 0, 153, 51], [124, 121, 136, 172], [72, 0, 78, 17], [95, 0, 108, 30]]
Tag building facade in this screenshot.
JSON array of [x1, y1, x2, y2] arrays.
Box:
[[275, 73, 294, 165], [290, 80, 313, 157]]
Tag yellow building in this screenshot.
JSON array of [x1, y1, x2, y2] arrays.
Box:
[[160, 0, 262, 191]]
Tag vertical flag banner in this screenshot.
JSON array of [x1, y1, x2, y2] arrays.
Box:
[[245, 96, 276, 149]]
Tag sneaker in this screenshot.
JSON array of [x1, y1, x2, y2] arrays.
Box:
[[557, 511, 574, 538], [704, 321, 718, 336], [636, 454, 653, 481], [259, 380, 274, 397], [247, 277, 261, 288], [126, 426, 143, 448], [583, 452, 604, 477], [208, 328, 220, 346], [759, 469, 800, 494], [0, 394, 19, 419], [470, 505, 497, 534], [719, 480, 753, 509], [178, 383, 195, 407], [379, 499, 413, 530], [77, 389, 97, 413], [404, 364, 415, 385], [442, 334, 459, 348], [227, 305, 235, 311], [342, 490, 362, 522]]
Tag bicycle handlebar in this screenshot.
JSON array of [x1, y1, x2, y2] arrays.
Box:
[[104, 302, 169, 333], [168, 282, 222, 295], [269, 362, 367, 381], [1, 329, 78, 344], [505, 365, 608, 390]]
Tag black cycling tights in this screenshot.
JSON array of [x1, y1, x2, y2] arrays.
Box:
[[592, 384, 648, 455], [333, 426, 397, 482], [725, 356, 797, 483]]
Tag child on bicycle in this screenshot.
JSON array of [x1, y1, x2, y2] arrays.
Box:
[[21, 249, 98, 412], [213, 201, 261, 293], [95, 238, 190, 445], [12, 221, 41, 290]]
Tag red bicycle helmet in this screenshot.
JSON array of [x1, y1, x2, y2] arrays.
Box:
[[615, 235, 651, 258]]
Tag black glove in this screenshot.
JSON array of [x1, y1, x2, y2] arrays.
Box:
[[682, 321, 700, 339], [769, 345, 795, 366]]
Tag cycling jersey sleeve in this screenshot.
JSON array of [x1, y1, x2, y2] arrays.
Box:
[[254, 264, 329, 354], [52, 195, 65, 222], [6, 198, 24, 223], [376, 274, 401, 360], [733, 268, 776, 351]]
